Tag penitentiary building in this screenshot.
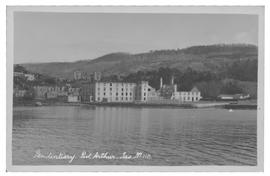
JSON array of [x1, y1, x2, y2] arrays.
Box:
[[81, 81, 158, 103], [93, 82, 137, 102]]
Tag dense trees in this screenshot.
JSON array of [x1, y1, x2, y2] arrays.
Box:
[[117, 59, 257, 98], [227, 59, 257, 81], [147, 44, 257, 56], [14, 65, 28, 73]]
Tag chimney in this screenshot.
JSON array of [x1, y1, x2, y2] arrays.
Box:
[[171, 75, 174, 85], [160, 77, 163, 89]]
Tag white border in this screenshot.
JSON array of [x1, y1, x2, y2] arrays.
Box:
[[5, 5, 265, 172]]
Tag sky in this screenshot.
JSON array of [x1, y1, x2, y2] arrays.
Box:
[[14, 12, 258, 64]]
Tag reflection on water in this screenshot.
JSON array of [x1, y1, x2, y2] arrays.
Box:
[[12, 106, 257, 165]]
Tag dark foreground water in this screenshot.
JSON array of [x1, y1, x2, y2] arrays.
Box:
[[12, 106, 257, 165]]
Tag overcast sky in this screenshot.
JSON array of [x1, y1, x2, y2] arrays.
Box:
[[14, 12, 258, 64]]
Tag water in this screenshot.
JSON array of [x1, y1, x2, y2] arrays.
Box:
[[12, 106, 257, 165]]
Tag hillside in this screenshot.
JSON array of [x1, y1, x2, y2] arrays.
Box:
[[20, 44, 258, 79]]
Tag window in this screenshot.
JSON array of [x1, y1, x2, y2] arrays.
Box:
[[144, 93, 146, 96], [110, 83, 112, 86], [116, 92, 118, 96], [104, 93, 106, 96], [126, 93, 128, 96], [121, 93, 124, 96], [110, 88, 112, 91], [130, 92, 132, 96], [126, 97, 128, 100], [104, 88, 106, 91], [122, 88, 124, 91], [144, 97, 146, 101]]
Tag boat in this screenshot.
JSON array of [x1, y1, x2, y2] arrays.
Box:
[[35, 102, 42, 106]]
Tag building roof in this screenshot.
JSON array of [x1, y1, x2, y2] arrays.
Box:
[[190, 87, 200, 92]]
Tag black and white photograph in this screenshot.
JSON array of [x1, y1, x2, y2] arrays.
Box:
[[6, 6, 264, 172]]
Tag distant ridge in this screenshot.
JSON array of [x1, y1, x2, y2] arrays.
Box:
[[20, 44, 258, 79]]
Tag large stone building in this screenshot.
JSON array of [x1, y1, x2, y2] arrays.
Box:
[[93, 82, 136, 102], [81, 81, 157, 103]]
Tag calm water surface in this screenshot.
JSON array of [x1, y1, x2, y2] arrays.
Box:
[[12, 106, 257, 165]]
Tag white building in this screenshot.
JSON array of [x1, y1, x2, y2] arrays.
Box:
[[177, 87, 202, 102], [68, 95, 81, 102], [94, 82, 136, 102]]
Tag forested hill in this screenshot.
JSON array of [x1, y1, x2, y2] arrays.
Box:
[[20, 44, 257, 80]]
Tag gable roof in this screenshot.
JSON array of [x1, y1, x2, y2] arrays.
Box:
[[190, 86, 200, 92]]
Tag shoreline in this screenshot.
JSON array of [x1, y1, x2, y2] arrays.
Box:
[[13, 100, 257, 110]]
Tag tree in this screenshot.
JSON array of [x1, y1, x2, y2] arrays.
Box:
[[220, 80, 243, 94]]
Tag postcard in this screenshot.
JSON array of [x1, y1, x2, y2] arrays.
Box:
[[6, 6, 264, 172]]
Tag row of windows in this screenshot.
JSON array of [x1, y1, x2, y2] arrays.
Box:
[[97, 92, 133, 96], [96, 97, 134, 101], [181, 95, 200, 98], [97, 87, 135, 91], [182, 97, 199, 101], [180, 92, 200, 95], [96, 83, 135, 87]]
